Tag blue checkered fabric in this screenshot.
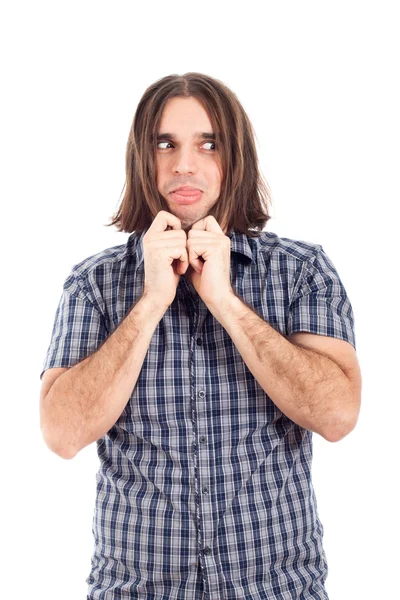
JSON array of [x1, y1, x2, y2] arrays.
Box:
[[41, 227, 356, 599]]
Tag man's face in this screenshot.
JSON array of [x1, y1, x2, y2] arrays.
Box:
[[155, 96, 224, 233]]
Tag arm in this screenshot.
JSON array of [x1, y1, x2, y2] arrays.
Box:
[[208, 293, 358, 442], [40, 292, 167, 459]]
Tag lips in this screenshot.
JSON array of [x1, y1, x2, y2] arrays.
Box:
[[170, 188, 203, 205], [173, 186, 202, 196]]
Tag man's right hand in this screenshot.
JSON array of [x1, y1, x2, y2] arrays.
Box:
[[142, 211, 189, 309]]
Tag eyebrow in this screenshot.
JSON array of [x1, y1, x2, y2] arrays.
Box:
[[156, 131, 217, 141]]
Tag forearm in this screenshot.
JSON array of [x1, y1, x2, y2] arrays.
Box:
[[208, 293, 353, 441], [42, 292, 167, 459]]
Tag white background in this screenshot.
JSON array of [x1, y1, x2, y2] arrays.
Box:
[[1, 1, 399, 598]]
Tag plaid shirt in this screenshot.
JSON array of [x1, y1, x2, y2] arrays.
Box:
[[41, 226, 356, 600]]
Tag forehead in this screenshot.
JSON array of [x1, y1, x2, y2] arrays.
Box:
[[158, 97, 213, 133]]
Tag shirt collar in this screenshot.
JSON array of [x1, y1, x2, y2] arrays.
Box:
[[132, 226, 256, 269]]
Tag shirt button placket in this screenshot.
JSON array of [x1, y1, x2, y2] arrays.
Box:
[[197, 389, 214, 583]]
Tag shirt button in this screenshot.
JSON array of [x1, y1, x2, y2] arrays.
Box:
[[202, 486, 209, 494], [198, 390, 205, 398], [196, 338, 202, 345], [202, 546, 211, 556], [199, 436, 206, 444]]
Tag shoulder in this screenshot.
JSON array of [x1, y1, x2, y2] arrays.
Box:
[[255, 231, 347, 292], [62, 233, 142, 305], [69, 233, 140, 282], [255, 230, 323, 264]]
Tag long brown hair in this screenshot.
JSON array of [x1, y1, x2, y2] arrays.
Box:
[[105, 72, 273, 237]]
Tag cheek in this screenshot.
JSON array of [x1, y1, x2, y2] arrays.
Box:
[[157, 161, 170, 185]]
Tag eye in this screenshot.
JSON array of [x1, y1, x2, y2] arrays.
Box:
[[156, 141, 216, 151], [157, 141, 173, 149]]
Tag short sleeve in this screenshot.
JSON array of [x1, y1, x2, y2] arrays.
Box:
[[40, 271, 109, 380], [287, 246, 357, 350]]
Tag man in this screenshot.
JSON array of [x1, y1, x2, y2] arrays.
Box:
[[40, 72, 362, 600]]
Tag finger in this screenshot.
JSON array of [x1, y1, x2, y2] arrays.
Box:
[[147, 210, 183, 234], [146, 211, 189, 273], [149, 235, 189, 274], [189, 215, 223, 234], [187, 243, 204, 274], [176, 245, 189, 274]]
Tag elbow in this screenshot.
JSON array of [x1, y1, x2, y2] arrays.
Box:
[[40, 404, 77, 460], [322, 363, 363, 443], [322, 424, 354, 443], [322, 379, 362, 442], [41, 424, 76, 460], [51, 441, 76, 460], [55, 444, 76, 460], [322, 404, 361, 443], [52, 444, 76, 460]]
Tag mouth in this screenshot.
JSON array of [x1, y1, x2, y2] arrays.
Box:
[[170, 189, 203, 205], [172, 186, 202, 194]]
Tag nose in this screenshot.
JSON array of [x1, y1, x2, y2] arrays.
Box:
[[172, 145, 197, 175]]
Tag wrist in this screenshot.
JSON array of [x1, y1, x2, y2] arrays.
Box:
[[206, 290, 239, 319]]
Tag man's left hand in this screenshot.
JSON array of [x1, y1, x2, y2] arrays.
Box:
[[184, 216, 235, 308]]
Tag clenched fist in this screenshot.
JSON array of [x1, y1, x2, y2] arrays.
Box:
[[142, 211, 189, 309]]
